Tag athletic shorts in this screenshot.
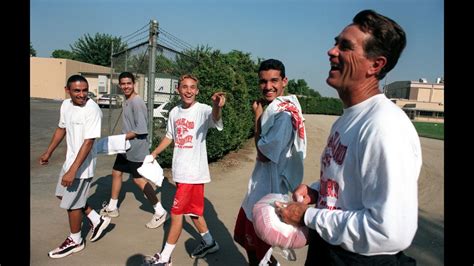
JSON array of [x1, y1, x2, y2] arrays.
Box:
[[55, 174, 92, 210], [112, 153, 142, 178], [233, 207, 271, 261], [171, 183, 204, 216]]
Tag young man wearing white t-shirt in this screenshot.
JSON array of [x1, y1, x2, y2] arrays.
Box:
[[143, 74, 226, 265], [39, 75, 111, 259]]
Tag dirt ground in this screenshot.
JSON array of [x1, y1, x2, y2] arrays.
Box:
[[30, 100, 444, 265]]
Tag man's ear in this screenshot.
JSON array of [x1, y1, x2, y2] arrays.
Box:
[[282, 76, 288, 88], [368, 56, 387, 76]]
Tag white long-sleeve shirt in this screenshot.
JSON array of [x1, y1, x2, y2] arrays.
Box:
[[304, 94, 422, 255]]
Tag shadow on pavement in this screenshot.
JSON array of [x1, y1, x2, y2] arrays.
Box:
[[87, 173, 157, 214], [406, 210, 444, 265], [86, 173, 247, 265], [126, 253, 147, 265], [149, 177, 247, 265]]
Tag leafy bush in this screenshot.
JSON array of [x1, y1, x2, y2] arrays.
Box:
[[151, 48, 259, 165], [299, 96, 343, 115], [151, 46, 341, 166]]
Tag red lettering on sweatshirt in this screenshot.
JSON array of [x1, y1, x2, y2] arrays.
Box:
[[175, 118, 194, 149], [322, 131, 347, 168], [317, 178, 340, 210]]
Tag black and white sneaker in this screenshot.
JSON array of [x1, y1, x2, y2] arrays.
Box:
[[142, 252, 172, 265], [190, 240, 219, 258], [48, 237, 85, 259], [89, 215, 111, 242]]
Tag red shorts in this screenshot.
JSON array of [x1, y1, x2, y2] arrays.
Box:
[[171, 183, 204, 216], [233, 207, 271, 261]]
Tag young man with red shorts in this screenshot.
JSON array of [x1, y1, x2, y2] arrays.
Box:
[[143, 74, 226, 265]]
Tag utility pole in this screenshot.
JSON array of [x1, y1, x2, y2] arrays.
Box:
[[108, 42, 114, 134], [147, 20, 158, 149]]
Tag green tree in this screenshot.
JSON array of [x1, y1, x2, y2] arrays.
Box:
[[152, 45, 260, 165], [51, 49, 75, 60], [300, 96, 343, 115], [70, 33, 127, 66], [287, 79, 297, 94], [308, 89, 321, 98], [155, 54, 176, 74], [112, 50, 149, 74], [30, 42, 36, 56], [287, 79, 313, 96]]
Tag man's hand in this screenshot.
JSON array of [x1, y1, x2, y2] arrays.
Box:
[[39, 152, 51, 165], [212, 92, 226, 107], [252, 100, 264, 119], [61, 171, 75, 187], [275, 201, 309, 227], [143, 154, 155, 164], [293, 184, 318, 205]]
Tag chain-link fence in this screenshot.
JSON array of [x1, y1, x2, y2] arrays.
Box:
[[108, 22, 195, 140]]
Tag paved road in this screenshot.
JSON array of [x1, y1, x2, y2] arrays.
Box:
[[30, 98, 251, 266], [30, 98, 443, 265]]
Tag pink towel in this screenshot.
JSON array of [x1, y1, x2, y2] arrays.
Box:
[[252, 193, 309, 249]]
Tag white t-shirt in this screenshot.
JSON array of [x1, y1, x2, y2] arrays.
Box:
[[241, 98, 305, 221], [304, 94, 422, 255], [59, 99, 102, 179], [166, 102, 223, 184]]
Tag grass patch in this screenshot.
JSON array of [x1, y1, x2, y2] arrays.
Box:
[[412, 121, 444, 140]]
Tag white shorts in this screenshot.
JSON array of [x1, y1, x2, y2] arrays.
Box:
[[55, 172, 92, 210]]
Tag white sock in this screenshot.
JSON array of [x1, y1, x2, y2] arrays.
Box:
[[201, 231, 213, 245], [87, 210, 101, 225], [259, 247, 274, 266], [108, 198, 118, 210], [70, 231, 82, 244], [154, 202, 166, 215], [160, 242, 176, 263]]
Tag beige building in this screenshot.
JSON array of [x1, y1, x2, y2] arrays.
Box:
[[384, 79, 444, 123], [30, 57, 112, 100]]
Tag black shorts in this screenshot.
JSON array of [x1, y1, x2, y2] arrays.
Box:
[[305, 229, 416, 266], [112, 153, 143, 179]]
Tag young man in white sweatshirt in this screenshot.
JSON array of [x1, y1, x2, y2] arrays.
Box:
[[276, 9, 421, 265], [142, 74, 226, 265]]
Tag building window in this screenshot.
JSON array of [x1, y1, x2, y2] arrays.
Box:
[[419, 111, 434, 117]]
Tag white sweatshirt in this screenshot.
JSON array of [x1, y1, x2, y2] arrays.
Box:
[[304, 94, 422, 255], [166, 102, 223, 184]]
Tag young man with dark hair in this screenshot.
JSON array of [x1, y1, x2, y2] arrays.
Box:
[[40, 74, 111, 259]]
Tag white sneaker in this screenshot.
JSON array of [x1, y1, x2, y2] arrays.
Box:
[[146, 211, 168, 229], [48, 237, 85, 259], [143, 252, 172, 265], [89, 215, 111, 242], [99, 201, 120, 218]]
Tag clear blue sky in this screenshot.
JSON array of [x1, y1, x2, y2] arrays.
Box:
[[31, 0, 443, 98]]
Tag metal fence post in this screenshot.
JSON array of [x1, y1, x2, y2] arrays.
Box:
[[147, 20, 158, 149], [108, 42, 114, 134]]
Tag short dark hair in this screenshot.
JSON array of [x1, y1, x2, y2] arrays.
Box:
[[258, 59, 285, 78], [353, 9, 406, 80], [119, 71, 135, 83], [66, 75, 88, 88]]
